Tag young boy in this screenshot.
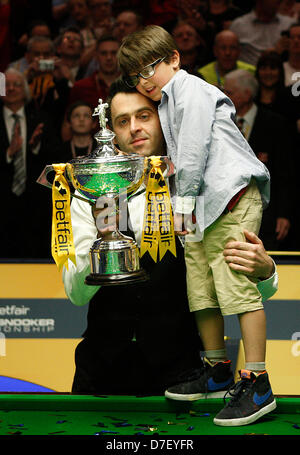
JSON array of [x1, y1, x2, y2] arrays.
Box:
[[117, 25, 276, 427]]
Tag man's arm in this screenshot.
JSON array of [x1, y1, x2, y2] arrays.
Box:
[[223, 229, 278, 301], [62, 195, 100, 306]]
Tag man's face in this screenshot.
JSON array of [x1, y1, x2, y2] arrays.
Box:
[[223, 78, 251, 113], [214, 34, 240, 72], [113, 12, 140, 42], [3, 72, 26, 107], [172, 24, 200, 53], [58, 31, 83, 58], [110, 92, 165, 157], [69, 0, 89, 22], [26, 41, 54, 63], [96, 40, 119, 74]]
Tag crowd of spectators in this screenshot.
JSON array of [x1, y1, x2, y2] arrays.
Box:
[[1, 0, 300, 259]]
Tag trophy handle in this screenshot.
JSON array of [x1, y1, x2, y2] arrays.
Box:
[[36, 165, 94, 205]]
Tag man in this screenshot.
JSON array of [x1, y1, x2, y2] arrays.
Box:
[[224, 68, 295, 250], [198, 30, 255, 88], [9, 36, 55, 76], [0, 68, 60, 258], [62, 80, 278, 395], [54, 26, 87, 86], [230, 0, 295, 65], [9, 21, 52, 74]]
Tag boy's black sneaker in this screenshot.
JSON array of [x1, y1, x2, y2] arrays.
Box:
[[213, 369, 277, 426], [165, 359, 234, 401]]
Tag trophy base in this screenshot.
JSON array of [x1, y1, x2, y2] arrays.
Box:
[[85, 269, 149, 286]]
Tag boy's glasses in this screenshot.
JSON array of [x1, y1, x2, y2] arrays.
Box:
[[123, 56, 166, 88]]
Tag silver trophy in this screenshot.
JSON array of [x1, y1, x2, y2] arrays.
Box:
[[37, 99, 174, 286]]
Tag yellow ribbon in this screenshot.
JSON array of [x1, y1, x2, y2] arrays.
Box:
[[51, 164, 76, 271], [140, 156, 176, 262]]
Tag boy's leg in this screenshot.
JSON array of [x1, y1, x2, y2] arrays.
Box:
[[201, 181, 276, 425], [164, 240, 234, 401], [238, 309, 266, 366]]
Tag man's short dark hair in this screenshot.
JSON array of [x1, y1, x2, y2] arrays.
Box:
[[106, 77, 136, 128]]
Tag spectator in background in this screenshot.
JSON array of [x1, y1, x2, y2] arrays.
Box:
[[54, 26, 87, 85], [0, 68, 61, 258], [60, 101, 97, 163], [67, 0, 99, 68], [230, 0, 295, 65], [198, 30, 255, 88], [25, 28, 85, 133], [15, 20, 52, 65], [224, 69, 296, 251], [113, 9, 144, 43], [172, 21, 209, 75], [9, 35, 55, 75], [255, 51, 298, 121]]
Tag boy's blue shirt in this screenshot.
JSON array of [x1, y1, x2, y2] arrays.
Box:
[[158, 69, 270, 238]]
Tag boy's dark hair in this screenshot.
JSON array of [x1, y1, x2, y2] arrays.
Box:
[[66, 100, 93, 122], [117, 25, 178, 75]]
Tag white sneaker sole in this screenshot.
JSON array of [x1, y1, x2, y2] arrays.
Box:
[[164, 390, 226, 401], [213, 398, 277, 426]]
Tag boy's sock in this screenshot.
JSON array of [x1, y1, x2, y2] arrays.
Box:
[[204, 349, 228, 365], [245, 362, 266, 374]]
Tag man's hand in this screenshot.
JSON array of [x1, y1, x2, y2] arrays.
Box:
[[29, 123, 44, 149], [7, 122, 23, 158], [223, 229, 274, 279], [276, 217, 290, 241]]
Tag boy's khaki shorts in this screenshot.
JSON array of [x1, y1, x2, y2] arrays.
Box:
[[185, 180, 264, 316]]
